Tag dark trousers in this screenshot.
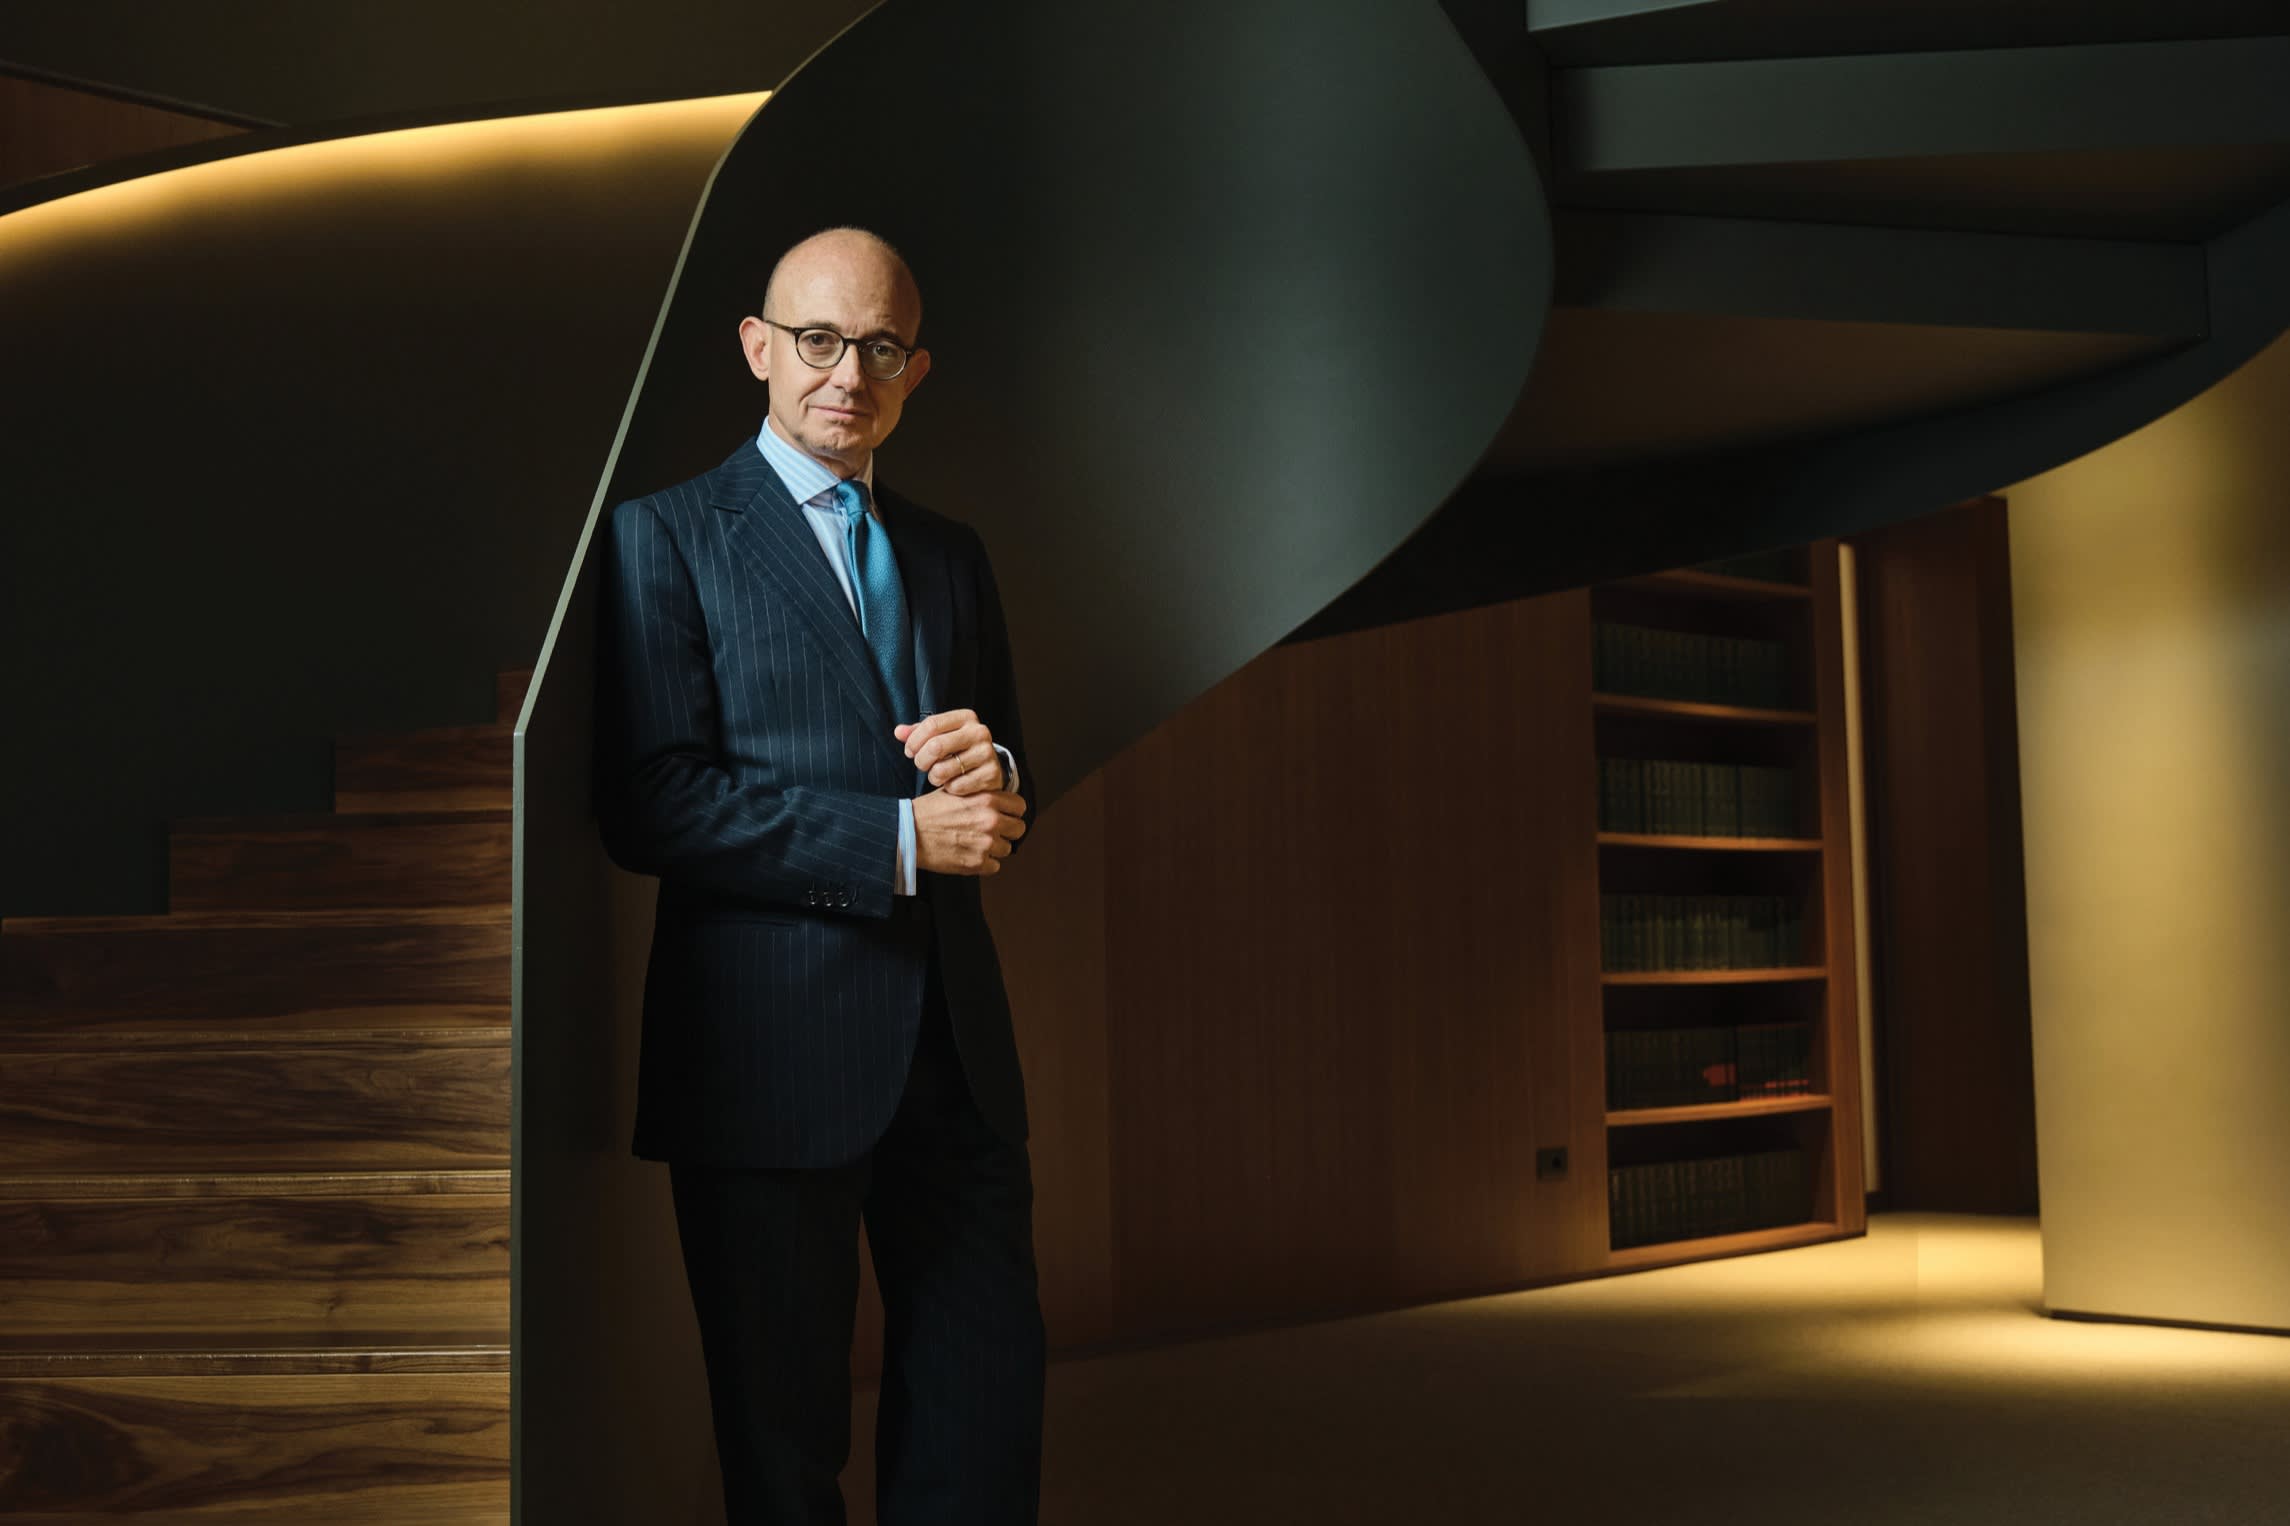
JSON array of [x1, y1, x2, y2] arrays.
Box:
[[669, 949, 1047, 1525]]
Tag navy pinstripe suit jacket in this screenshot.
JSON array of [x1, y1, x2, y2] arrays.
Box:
[[592, 438, 1034, 1168]]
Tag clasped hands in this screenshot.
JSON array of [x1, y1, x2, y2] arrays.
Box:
[[895, 708, 1027, 877]]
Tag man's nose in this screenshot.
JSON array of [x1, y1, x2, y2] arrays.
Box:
[[829, 343, 870, 391]]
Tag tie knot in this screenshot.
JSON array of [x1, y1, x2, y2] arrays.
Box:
[[829, 479, 869, 524]]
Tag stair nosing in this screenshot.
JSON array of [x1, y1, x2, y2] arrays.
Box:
[[0, 1169, 512, 1198], [0, 1343, 512, 1377], [3, 904, 515, 934], [169, 807, 515, 832], [0, 1026, 515, 1056]]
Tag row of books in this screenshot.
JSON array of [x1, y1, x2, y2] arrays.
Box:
[[1601, 894, 1806, 972], [1599, 758, 1800, 839], [1610, 1149, 1810, 1250], [1594, 621, 1793, 709], [1606, 1022, 1815, 1110], [1692, 550, 1802, 586]]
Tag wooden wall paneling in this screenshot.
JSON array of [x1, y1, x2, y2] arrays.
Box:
[[1103, 635, 1401, 1336], [1808, 539, 1870, 1231], [985, 769, 1116, 1349], [1102, 589, 1606, 1341], [0, 75, 244, 193], [1848, 500, 2039, 1213]]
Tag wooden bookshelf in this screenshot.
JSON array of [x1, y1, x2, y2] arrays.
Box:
[[1602, 968, 1827, 986], [1612, 568, 1817, 604], [1608, 1094, 1834, 1128], [1587, 542, 1867, 1271], [1606, 1220, 1843, 1274], [1597, 832, 1823, 852], [1592, 694, 1815, 726]]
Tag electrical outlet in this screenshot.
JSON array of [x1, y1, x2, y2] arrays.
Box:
[[1535, 1146, 1568, 1181]]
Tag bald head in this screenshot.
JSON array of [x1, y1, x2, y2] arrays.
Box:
[[763, 226, 923, 342], [738, 225, 934, 476]]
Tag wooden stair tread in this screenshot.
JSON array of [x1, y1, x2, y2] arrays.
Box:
[[0, 1170, 509, 1198], [0, 1369, 507, 1519], [0, 1031, 509, 1171], [170, 807, 512, 833], [333, 725, 513, 814], [4, 907, 509, 1033], [166, 811, 511, 913], [0, 1175, 508, 1347]]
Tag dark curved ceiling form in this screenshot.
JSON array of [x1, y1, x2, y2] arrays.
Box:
[[11, 0, 2289, 790], [0, 0, 866, 125], [1302, 194, 2290, 641], [1286, 1, 2290, 639], [1529, 0, 2290, 66], [588, 0, 1549, 805]]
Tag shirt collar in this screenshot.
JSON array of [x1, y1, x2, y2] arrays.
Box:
[[755, 415, 875, 511]]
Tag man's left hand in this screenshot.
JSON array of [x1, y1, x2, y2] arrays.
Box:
[[896, 709, 1003, 795]]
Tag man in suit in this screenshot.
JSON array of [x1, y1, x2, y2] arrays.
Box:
[[592, 225, 1045, 1523]]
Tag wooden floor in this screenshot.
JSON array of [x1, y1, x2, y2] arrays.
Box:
[[838, 1213, 2290, 1525]]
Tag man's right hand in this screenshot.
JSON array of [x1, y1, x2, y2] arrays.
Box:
[[913, 788, 1027, 876]]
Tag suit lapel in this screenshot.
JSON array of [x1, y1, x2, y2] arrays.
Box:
[[709, 444, 902, 752]]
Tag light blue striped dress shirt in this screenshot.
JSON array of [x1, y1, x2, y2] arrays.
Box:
[[753, 418, 1017, 896]]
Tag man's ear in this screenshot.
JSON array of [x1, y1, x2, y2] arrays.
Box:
[[902, 347, 932, 395], [736, 316, 771, 382]]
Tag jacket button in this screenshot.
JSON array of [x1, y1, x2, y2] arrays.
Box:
[[805, 890, 817, 906]]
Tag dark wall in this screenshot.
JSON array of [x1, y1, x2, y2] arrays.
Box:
[[1, 97, 751, 915], [1852, 499, 2040, 1214]]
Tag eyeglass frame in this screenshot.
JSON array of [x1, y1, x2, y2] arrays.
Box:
[[755, 317, 920, 381]]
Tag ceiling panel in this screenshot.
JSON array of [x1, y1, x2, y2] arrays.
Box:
[[1485, 308, 2175, 470]]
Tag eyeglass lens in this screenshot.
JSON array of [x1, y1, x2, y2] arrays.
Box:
[[793, 328, 907, 380]]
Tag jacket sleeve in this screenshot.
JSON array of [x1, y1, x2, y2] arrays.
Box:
[[968, 522, 1035, 859], [591, 496, 903, 917]]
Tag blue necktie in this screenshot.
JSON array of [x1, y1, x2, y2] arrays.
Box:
[[829, 480, 920, 738]]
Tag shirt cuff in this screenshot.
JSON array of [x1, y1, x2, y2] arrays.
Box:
[[993, 743, 1018, 792], [895, 797, 918, 896]]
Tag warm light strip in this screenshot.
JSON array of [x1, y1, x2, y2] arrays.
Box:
[[0, 91, 766, 271]]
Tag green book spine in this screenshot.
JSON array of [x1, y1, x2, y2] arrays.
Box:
[[1710, 762, 1739, 836]]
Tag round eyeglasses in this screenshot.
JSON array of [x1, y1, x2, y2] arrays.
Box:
[[757, 318, 916, 381]]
